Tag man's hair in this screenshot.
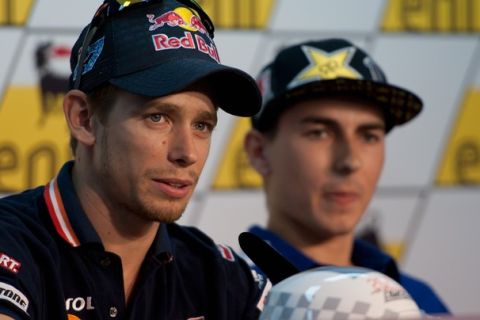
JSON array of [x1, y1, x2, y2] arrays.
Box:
[[69, 85, 119, 154]]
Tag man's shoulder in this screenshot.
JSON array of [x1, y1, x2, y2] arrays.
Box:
[[353, 240, 450, 313], [167, 223, 242, 264], [0, 187, 60, 319], [0, 187, 46, 227], [167, 223, 215, 245], [166, 223, 264, 289], [0, 186, 55, 253], [399, 271, 450, 314], [399, 271, 440, 297], [167, 224, 267, 314]]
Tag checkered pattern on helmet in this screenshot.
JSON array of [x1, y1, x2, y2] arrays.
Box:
[[260, 292, 406, 320]]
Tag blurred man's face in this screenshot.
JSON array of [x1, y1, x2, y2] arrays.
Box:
[[260, 98, 385, 242]]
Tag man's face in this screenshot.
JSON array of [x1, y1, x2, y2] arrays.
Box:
[[92, 88, 217, 223], [261, 98, 385, 241]]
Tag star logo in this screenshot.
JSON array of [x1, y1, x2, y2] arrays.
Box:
[[287, 45, 362, 89]]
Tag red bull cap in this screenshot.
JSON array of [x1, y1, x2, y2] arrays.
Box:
[[69, 0, 261, 117]]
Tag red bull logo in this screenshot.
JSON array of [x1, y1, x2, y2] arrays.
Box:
[[147, 7, 208, 35], [148, 7, 219, 63], [147, 11, 185, 31], [152, 31, 195, 51], [151, 31, 219, 63], [189, 15, 207, 35]]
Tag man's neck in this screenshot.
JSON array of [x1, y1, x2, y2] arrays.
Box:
[[300, 235, 354, 266], [72, 163, 160, 303], [267, 221, 354, 267]]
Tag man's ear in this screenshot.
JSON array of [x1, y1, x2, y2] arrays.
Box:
[[63, 90, 96, 147], [244, 129, 271, 177]]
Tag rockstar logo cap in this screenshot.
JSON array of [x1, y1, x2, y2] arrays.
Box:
[[252, 38, 423, 132]]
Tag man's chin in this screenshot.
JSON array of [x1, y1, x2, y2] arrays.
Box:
[[143, 202, 188, 223], [155, 212, 184, 223]]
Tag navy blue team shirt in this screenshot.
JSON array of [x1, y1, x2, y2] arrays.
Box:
[[0, 161, 264, 319], [248, 225, 450, 316]]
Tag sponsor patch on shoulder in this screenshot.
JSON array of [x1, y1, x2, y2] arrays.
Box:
[[216, 244, 235, 262], [251, 269, 271, 311], [0, 252, 21, 274], [0, 282, 29, 315]]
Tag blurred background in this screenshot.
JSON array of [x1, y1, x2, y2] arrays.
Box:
[[0, 0, 479, 315]]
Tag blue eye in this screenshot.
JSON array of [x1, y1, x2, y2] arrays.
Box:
[[150, 114, 163, 122], [195, 122, 213, 132]]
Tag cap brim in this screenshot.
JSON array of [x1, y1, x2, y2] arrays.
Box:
[[285, 78, 423, 127], [109, 58, 261, 117]]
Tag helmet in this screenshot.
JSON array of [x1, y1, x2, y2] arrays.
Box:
[[260, 266, 422, 320]]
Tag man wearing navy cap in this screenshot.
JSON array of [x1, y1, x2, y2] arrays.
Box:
[[244, 39, 450, 315], [0, 0, 265, 319]]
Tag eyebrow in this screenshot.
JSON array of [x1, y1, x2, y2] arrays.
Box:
[[299, 116, 386, 131], [143, 102, 217, 125], [196, 110, 218, 127], [142, 102, 177, 113]]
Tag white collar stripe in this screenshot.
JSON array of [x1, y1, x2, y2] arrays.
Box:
[[45, 179, 80, 247]]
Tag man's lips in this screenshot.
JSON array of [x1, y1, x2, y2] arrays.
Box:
[[324, 191, 359, 205], [152, 178, 193, 199]]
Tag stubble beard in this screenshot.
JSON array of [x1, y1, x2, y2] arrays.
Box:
[[134, 193, 189, 223], [99, 131, 189, 224]]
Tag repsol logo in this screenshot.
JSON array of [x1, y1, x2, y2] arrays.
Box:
[[65, 296, 95, 312]]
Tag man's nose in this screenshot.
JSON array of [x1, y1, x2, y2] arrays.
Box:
[[333, 137, 361, 176], [167, 126, 198, 167]]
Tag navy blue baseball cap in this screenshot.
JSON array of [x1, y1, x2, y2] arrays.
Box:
[[252, 38, 423, 132], [69, 0, 261, 117]]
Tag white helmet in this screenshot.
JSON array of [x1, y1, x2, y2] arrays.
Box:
[[260, 266, 422, 320]]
